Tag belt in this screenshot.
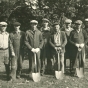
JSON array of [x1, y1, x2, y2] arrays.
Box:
[[0, 48, 8, 50]]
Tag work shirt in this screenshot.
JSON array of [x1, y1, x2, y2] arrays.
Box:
[[0, 31, 9, 49], [54, 32, 61, 46]]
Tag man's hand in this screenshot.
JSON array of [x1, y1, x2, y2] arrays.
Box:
[[12, 52, 15, 57], [79, 43, 84, 48], [75, 43, 79, 48], [35, 48, 40, 53], [55, 47, 62, 51], [31, 48, 36, 53]]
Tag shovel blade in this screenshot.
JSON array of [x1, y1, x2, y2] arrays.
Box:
[[55, 71, 64, 79], [32, 73, 41, 82], [76, 68, 84, 78]]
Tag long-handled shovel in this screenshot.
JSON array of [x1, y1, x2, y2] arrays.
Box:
[[55, 49, 64, 79], [76, 48, 84, 78], [32, 53, 41, 82]]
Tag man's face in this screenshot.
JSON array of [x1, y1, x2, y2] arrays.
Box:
[[54, 24, 60, 32], [14, 25, 20, 31], [75, 24, 81, 29], [65, 23, 71, 28], [31, 23, 37, 29], [0, 25, 7, 32], [42, 21, 48, 26]]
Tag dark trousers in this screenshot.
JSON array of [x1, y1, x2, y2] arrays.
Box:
[[0, 49, 10, 78], [29, 51, 41, 72], [53, 53, 64, 73], [10, 55, 23, 79]]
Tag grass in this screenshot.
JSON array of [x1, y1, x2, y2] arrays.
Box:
[[0, 59, 88, 88]]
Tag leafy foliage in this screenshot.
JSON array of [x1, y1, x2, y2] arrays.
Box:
[[0, 0, 88, 27]]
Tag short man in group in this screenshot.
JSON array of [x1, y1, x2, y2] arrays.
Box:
[[25, 20, 43, 73], [69, 20, 88, 77], [0, 22, 11, 80], [49, 22, 67, 74], [40, 18, 52, 75], [62, 19, 73, 73], [9, 22, 25, 80]]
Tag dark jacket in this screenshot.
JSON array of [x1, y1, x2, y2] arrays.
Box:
[[9, 31, 25, 55], [49, 31, 67, 54], [25, 29, 43, 51]]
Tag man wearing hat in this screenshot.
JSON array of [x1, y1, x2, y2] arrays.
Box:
[[9, 22, 25, 80], [69, 20, 88, 77], [40, 18, 52, 75], [84, 18, 88, 58], [0, 22, 12, 80], [49, 22, 67, 74], [61, 19, 73, 73], [25, 20, 43, 74]]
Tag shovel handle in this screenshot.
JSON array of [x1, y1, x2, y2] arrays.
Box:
[[34, 53, 36, 65], [58, 52, 60, 71]]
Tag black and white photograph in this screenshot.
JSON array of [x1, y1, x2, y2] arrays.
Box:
[[0, 0, 88, 88]]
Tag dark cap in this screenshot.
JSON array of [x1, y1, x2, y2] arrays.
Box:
[[13, 22, 21, 26], [53, 22, 59, 26], [75, 20, 82, 25]]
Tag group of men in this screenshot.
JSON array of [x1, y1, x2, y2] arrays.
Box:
[[0, 18, 88, 82]]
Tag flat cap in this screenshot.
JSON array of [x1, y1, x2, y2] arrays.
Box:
[[30, 20, 38, 24], [53, 22, 59, 26], [13, 22, 21, 26], [85, 18, 88, 21], [0, 22, 7, 25], [75, 20, 82, 25], [65, 19, 72, 24], [42, 18, 49, 22]]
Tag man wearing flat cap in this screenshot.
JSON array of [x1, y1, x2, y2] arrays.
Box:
[[69, 20, 88, 77], [9, 22, 25, 80], [40, 18, 52, 75], [25, 20, 43, 74], [84, 18, 88, 58], [49, 22, 67, 74], [0, 22, 13, 80], [61, 19, 73, 73]]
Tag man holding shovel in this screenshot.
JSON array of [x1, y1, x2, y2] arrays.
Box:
[[49, 22, 67, 79], [69, 20, 88, 78], [25, 20, 43, 81]]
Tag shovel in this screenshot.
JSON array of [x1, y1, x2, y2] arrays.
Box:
[[32, 53, 41, 82], [55, 50, 64, 79], [76, 68, 84, 78], [76, 47, 84, 78]]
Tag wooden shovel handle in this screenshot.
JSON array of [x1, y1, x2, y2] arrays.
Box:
[[34, 53, 36, 65], [58, 52, 60, 71]]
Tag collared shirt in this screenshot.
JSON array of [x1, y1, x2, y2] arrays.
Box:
[[76, 29, 81, 33], [54, 31, 60, 46], [15, 30, 21, 34], [65, 27, 73, 32], [0, 31, 9, 48]]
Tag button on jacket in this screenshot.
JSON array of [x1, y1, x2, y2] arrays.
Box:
[[25, 29, 43, 50]]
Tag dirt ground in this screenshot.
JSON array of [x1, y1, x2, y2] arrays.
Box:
[[0, 59, 88, 88]]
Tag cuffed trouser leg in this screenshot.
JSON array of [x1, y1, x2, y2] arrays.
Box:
[[10, 56, 17, 80]]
